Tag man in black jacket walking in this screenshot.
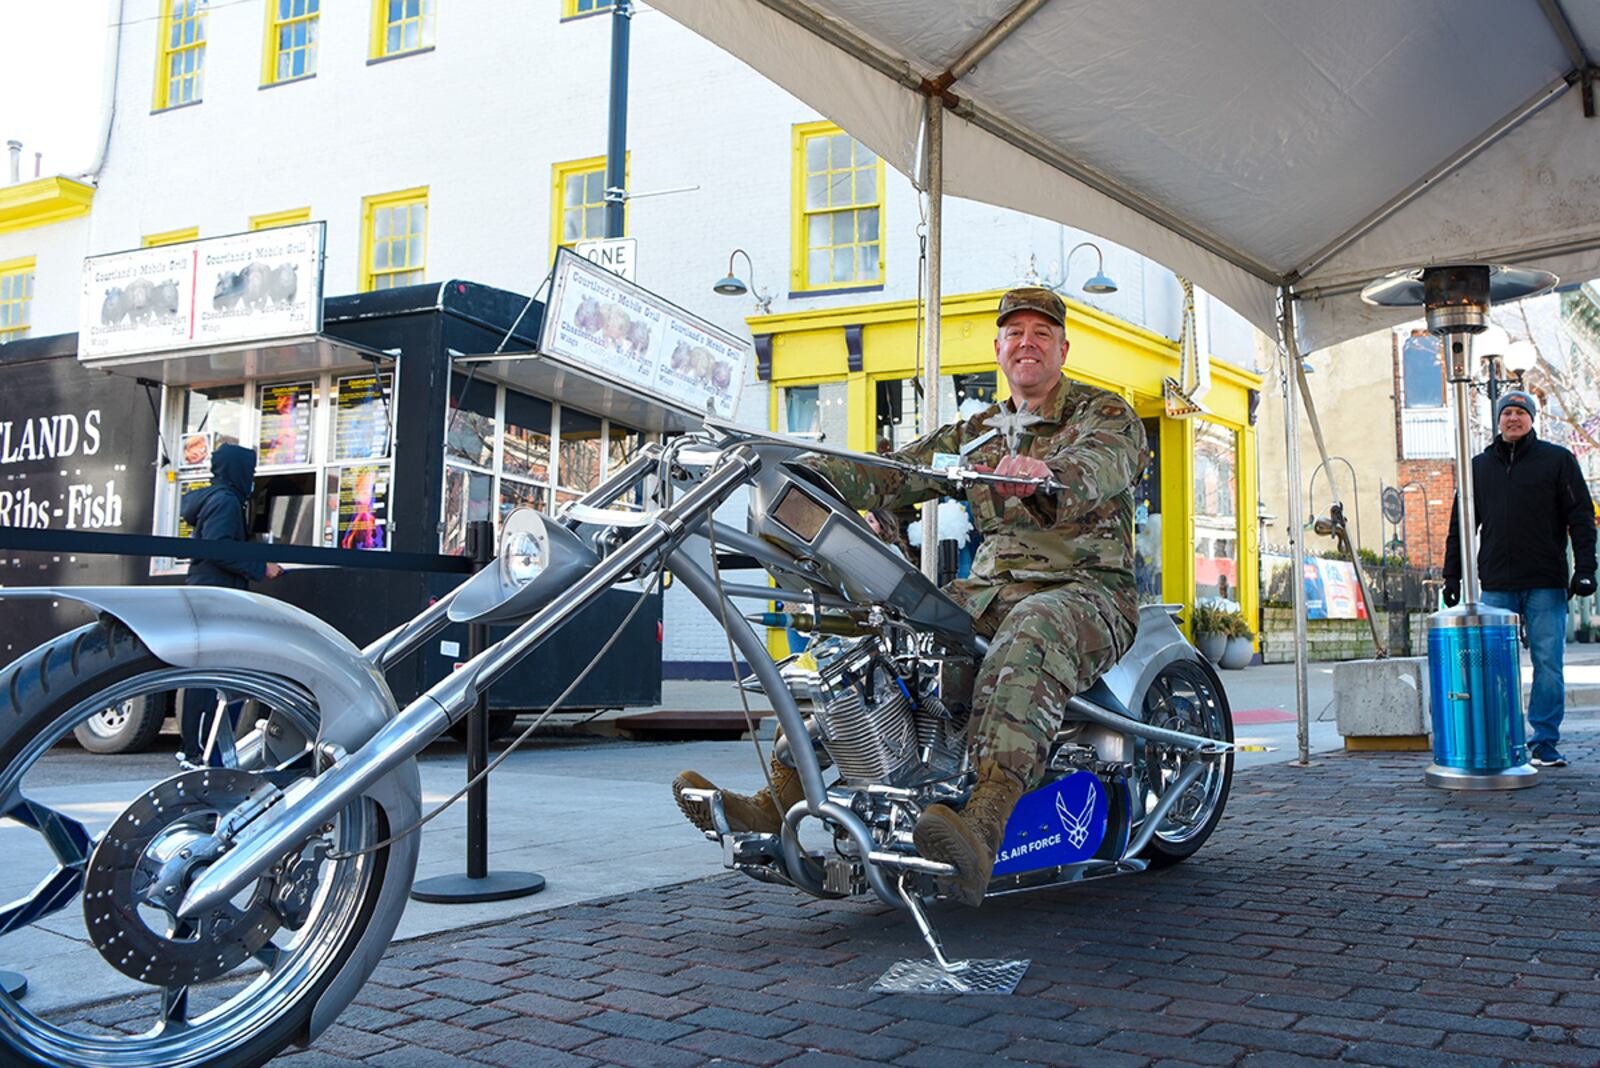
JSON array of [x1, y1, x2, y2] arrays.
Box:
[[1444, 390, 1597, 767], [178, 444, 282, 759]]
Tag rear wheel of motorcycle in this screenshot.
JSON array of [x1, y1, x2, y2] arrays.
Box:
[[0, 619, 397, 1068], [1136, 656, 1233, 868]]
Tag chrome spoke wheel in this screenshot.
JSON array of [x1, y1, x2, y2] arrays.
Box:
[[0, 624, 393, 1068], [1136, 658, 1233, 865]]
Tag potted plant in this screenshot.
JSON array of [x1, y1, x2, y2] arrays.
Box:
[[1190, 602, 1228, 663], [1218, 610, 1256, 670], [1577, 622, 1594, 644]]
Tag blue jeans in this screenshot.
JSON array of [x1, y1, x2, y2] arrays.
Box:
[[1481, 588, 1568, 749]]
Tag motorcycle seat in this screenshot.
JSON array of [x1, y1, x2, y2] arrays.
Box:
[[1079, 676, 1133, 719]]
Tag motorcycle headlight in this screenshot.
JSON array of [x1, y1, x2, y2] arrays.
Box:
[[499, 512, 546, 588]]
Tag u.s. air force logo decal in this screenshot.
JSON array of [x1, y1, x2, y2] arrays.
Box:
[[992, 770, 1109, 875]]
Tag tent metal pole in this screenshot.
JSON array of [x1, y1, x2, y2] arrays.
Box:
[[1278, 285, 1312, 765], [920, 94, 944, 581]]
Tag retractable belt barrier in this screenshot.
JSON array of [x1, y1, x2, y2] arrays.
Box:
[[0, 528, 473, 575]]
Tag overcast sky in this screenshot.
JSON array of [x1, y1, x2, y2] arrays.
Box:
[[0, 2, 111, 177]]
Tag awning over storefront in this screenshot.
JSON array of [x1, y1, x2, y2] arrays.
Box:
[[453, 350, 707, 434], [78, 333, 394, 389]]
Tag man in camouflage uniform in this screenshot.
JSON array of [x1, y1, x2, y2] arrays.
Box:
[[675, 287, 1146, 905]]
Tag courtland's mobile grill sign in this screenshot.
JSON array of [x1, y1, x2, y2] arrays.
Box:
[[77, 223, 326, 362]]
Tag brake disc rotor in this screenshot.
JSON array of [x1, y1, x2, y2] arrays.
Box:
[[84, 768, 283, 987]]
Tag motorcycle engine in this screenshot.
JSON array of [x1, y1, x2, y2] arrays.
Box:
[[810, 638, 973, 787], [813, 639, 919, 785]]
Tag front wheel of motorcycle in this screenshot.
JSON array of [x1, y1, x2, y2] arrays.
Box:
[[1135, 656, 1234, 868], [0, 619, 401, 1068]]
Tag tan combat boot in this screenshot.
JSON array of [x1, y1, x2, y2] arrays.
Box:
[[912, 761, 1026, 906], [672, 757, 805, 834]]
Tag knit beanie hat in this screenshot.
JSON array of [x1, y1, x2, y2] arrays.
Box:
[[1494, 390, 1537, 422]]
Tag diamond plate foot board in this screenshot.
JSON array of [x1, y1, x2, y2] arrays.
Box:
[[870, 957, 1030, 995]]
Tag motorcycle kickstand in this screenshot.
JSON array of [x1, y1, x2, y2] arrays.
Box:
[[868, 873, 1031, 996]]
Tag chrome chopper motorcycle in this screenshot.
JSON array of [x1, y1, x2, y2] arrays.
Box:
[[0, 419, 1233, 1066]]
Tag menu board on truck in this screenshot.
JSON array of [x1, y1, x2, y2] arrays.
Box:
[[335, 464, 388, 551], [334, 372, 393, 461], [540, 247, 751, 421], [258, 381, 314, 466]]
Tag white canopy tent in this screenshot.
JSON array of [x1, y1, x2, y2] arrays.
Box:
[[651, 0, 1600, 757]]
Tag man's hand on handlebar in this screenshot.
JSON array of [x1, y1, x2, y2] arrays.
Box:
[[975, 454, 1054, 498]]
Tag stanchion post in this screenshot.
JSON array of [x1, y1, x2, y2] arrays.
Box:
[[411, 519, 547, 904]]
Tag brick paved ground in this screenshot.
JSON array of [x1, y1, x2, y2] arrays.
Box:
[[80, 732, 1600, 1066]]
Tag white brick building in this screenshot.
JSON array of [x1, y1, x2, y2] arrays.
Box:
[[0, 0, 1265, 674]]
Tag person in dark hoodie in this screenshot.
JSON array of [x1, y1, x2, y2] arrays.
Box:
[[1444, 390, 1597, 767], [178, 443, 282, 759]]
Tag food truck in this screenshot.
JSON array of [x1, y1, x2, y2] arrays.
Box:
[[0, 229, 749, 750]]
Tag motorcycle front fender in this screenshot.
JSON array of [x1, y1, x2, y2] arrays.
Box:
[[0, 586, 421, 1044]]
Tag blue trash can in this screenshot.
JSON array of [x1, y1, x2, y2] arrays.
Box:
[[1425, 605, 1538, 789]]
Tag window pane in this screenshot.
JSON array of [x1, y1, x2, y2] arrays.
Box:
[[442, 466, 493, 556], [406, 236, 421, 267], [584, 206, 603, 238], [558, 408, 603, 492], [831, 211, 852, 245], [829, 134, 850, 168], [859, 208, 879, 241], [832, 250, 853, 283], [373, 242, 390, 269], [806, 136, 827, 173], [808, 251, 828, 286], [829, 173, 851, 206], [409, 203, 424, 231], [862, 244, 880, 278], [586, 170, 604, 203], [854, 168, 874, 204], [565, 174, 584, 203], [855, 141, 876, 166], [807, 214, 828, 246], [806, 173, 832, 207], [563, 208, 582, 242], [1401, 332, 1444, 408], [500, 478, 547, 525]]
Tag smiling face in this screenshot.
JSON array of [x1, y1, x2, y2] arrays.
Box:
[[995, 310, 1069, 405], [1499, 403, 1532, 443]]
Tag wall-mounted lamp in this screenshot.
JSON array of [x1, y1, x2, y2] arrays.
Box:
[[712, 248, 773, 314], [1064, 241, 1118, 295]]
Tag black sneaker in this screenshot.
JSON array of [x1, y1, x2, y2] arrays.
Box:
[[1529, 744, 1568, 768]]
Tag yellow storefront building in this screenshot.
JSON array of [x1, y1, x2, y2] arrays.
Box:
[[749, 289, 1263, 656]]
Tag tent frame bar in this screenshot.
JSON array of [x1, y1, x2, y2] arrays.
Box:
[[927, 0, 1050, 98], [1291, 74, 1575, 284], [1538, 0, 1591, 77]]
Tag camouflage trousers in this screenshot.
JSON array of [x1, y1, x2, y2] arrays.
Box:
[[965, 581, 1135, 789]]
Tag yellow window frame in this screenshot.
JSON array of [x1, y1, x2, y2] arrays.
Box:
[[359, 187, 428, 292], [561, 0, 614, 19], [153, 0, 208, 111], [262, 0, 320, 85], [143, 226, 199, 248], [369, 0, 438, 60], [790, 120, 885, 294], [0, 257, 36, 344], [250, 207, 312, 231], [549, 154, 628, 263]]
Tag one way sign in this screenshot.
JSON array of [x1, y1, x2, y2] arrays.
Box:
[[574, 237, 637, 282]]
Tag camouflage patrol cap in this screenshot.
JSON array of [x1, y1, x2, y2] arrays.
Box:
[[996, 286, 1066, 327]]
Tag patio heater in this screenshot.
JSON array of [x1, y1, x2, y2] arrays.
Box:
[[1361, 264, 1556, 789]]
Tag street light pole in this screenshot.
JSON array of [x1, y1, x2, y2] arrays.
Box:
[[604, 0, 632, 239]]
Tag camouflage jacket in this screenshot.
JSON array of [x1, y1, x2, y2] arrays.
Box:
[[808, 376, 1147, 635]]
